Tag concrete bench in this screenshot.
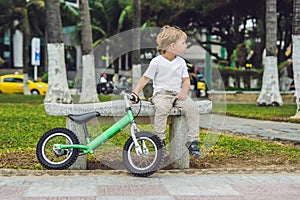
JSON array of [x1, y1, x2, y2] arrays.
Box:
[[44, 99, 212, 170]]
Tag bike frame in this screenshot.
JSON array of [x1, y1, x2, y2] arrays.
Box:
[[55, 94, 142, 155]]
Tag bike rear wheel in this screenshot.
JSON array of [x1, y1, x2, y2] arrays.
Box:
[[36, 128, 80, 170], [123, 131, 166, 177]]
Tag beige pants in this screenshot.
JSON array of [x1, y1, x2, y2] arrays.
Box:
[[150, 90, 200, 141]]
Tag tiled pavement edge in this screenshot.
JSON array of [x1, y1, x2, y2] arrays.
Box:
[[1, 169, 300, 199], [1, 167, 300, 177]]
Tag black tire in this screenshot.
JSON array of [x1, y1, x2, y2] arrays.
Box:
[[31, 89, 40, 95], [123, 131, 166, 177], [36, 128, 80, 170]]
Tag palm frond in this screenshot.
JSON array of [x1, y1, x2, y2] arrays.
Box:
[[118, 5, 132, 31], [92, 25, 107, 37]]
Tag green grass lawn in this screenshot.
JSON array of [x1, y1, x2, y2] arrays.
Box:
[[0, 94, 114, 104], [0, 94, 45, 103], [0, 94, 299, 169], [213, 103, 300, 122]]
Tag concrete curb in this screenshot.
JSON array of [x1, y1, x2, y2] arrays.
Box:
[[1, 167, 300, 177]]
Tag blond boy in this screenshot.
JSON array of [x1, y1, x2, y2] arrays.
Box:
[[131, 25, 200, 157]]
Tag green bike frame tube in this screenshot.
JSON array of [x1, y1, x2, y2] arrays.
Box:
[[56, 144, 89, 151], [57, 108, 135, 154], [86, 109, 135, 151]]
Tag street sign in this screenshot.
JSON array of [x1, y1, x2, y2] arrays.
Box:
[[31, 37, 40, 66]]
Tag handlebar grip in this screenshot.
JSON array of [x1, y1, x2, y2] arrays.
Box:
[[130, 93, 140, 103], [129, 95, 136, 101]]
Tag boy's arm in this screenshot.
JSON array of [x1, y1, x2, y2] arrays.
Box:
[[177, 77, 190, 101], [133, 76, 150, 94], [130, 76, 150, 103]]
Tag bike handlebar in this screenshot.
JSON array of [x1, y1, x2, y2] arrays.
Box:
[[119, 91, 131, 108], [119, 91, 142, 117]]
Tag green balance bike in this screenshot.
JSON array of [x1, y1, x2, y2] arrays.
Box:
[[36, 92, 166, 177]]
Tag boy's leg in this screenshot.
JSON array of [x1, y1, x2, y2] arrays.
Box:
[[175, 96, 200, 158], [175, 96, 200, 141], [150, 93, 175, 140]]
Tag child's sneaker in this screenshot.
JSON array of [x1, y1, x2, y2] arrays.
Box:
[[185, 141, 200, 158]]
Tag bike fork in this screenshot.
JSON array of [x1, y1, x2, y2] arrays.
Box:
[[130, 123, 144, 156]]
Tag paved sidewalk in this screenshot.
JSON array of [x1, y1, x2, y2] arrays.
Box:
[[1, 171, 300, 199], [200, 114, 300, 142]]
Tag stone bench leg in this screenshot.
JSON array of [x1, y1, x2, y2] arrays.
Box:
[[67, 118, 87, 170], [169, 116, 190, 169]]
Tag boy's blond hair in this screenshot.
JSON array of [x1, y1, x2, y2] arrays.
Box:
[[156, 25, 187, 53]]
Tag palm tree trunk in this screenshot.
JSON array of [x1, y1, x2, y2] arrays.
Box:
[[292, 0, 300, 117], [79, 0, 99, 103], [257, 0, 283, 106], [21, 20, 31, 95], [44, 0, 72, 103], [132, 0, 144, 98]]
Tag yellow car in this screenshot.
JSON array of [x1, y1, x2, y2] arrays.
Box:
[[0, 74, 48, 95]]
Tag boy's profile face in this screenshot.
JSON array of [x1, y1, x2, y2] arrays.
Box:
[[169, 36, 187, 56]]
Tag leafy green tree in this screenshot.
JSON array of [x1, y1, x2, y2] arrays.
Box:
[[140, 0, 292, 68], [188, 0, 264, 65], [89, 0, 133, 44]]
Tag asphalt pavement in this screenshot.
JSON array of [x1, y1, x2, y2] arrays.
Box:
[[1, 114, 300, 199]]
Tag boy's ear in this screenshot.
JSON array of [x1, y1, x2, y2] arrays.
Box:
[[170, 43, 175, 49]]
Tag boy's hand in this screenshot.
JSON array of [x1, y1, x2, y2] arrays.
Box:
[[177, 77, 190, 100], [176, 91, 187, 101], [130, 92, 140, 104]]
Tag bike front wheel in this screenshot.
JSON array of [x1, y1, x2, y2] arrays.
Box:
[[36, 128, 80, 170], [123, 131, 166, 177]]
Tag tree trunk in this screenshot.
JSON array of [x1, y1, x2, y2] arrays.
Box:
[[132, 0, 144, 98], [257, 0, 283, 106], [292, 0, 300, 117], [44, 0, 72, 103], [79, 0, 99, 103], [22, 23, 30, 95]]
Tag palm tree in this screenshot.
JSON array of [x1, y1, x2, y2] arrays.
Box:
[[44, 0, 72, 103], [78, 0, 99, 103], [292, 0, 300, 117], [131, 0, 144, 98], [257, 0, 283, 106], [132, 0, 141, 61]]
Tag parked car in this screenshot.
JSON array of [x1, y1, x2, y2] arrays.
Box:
[[0, 74, 48, 95]]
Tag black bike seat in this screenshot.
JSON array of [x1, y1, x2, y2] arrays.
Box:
[[68, 112, 100, 124]]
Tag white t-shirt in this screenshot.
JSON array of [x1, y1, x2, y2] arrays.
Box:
[[143, 55, 189, 94]]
